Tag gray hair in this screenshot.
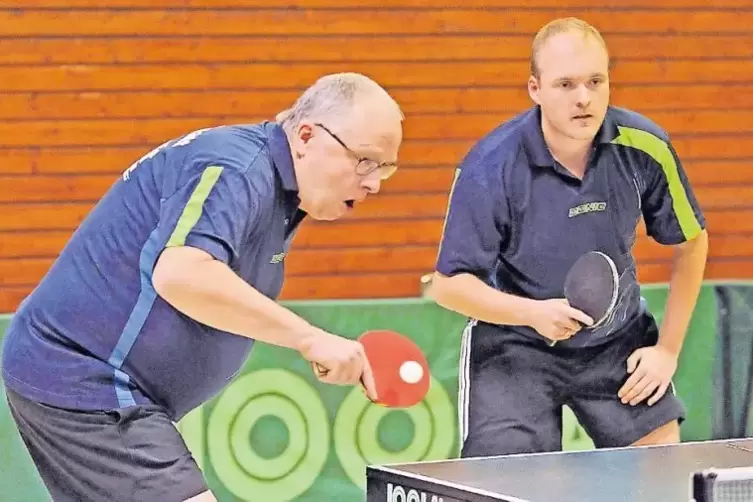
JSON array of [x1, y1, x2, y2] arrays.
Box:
[[276, 72, 403, 132]]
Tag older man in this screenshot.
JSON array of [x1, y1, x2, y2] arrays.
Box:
[[2, 72, 403, 502]]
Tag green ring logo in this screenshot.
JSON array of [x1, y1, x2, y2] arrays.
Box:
[[207, 369, 329, 501], [334, 376, 455, 488]]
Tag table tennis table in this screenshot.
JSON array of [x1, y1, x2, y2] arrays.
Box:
[[366, 438, 753, 501]]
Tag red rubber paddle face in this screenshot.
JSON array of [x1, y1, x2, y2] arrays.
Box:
[[358, 330, 431, 408]]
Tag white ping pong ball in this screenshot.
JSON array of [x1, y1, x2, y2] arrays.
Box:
[[399, 360, 424, 384]]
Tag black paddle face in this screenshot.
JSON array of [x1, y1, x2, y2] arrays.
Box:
[[564, 251, 619, 327]]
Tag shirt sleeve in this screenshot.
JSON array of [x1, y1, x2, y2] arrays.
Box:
[[434, 156, 508, 281], [639, 139, 706, 245], [158, 164, 260, 266]]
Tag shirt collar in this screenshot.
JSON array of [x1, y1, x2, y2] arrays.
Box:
[[521, 105, 620, 167], [264, 121, 298, 193]]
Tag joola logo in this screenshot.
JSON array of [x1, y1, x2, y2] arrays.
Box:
[[270, 252, 286, 264], [387, 483, 444, 502], [569, 201, 607, 218]]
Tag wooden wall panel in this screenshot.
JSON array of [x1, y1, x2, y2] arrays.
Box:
[[4, 35, 753, 65], [2, 111, 752, 147], [5, 0, 752, 7], [4, 10, 753, 36], [1, 2, 751, 311], [5, 60, 753, 92], [4, 86, 753, 121]]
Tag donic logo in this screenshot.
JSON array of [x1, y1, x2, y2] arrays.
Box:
[[387, 483, 444, 502], [569, 201, 607, 218]]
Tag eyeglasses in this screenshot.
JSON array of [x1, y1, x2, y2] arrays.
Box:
[[314, 123, 398, 180]]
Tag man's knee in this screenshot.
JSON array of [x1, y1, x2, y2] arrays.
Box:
[[630, 419, 680, 447]]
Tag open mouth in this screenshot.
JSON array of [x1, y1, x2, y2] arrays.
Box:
[[345, 199, 355, 209]]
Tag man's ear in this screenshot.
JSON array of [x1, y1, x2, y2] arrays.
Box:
[[291, 122, 315, 159], [527, 76, 541, 105], [296, 122, 315, 144]]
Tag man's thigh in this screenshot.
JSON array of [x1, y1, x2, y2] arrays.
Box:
[[632, 419, 680, 446], [566, 317, 686, 449], [6, 386, 208, 502], [459, 322, 564, 458]]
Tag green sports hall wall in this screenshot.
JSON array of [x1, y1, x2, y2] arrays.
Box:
[[2, 282, 751, 501]]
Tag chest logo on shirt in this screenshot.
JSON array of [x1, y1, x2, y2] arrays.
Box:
[[270, 252, 286, 264], [569, 201, 607, 218]]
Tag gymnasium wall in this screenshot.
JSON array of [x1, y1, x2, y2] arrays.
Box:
[[1, 0, 752, 312]]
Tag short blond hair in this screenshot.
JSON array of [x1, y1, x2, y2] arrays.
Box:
[[530, 17, 609, 79]]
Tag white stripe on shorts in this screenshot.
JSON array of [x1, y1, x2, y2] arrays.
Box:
[[458, 318, 477, 450]]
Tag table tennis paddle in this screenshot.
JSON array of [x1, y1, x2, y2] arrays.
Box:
[[314, 329, 431, 408], [549, 251, 619, 347]]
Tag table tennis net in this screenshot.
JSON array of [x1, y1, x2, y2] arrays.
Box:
[[692, 467, 753, 502]]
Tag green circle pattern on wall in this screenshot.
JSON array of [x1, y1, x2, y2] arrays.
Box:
[[207, 369, 330, 501], [334, 376, 456, 488]]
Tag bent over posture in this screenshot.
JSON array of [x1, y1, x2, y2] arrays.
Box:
[[2, 72, 403, 501]]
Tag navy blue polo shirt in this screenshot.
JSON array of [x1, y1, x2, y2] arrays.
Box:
[[2, 122, 305, 420], [435, 105, 706, 348]]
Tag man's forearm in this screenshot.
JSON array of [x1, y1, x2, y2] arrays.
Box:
[[153, 247, 317, 353], [429, 272, 535, 326], [657, 230, 709, 356]]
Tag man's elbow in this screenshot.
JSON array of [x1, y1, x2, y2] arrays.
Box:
[[426, 272, 457, 308], [152, 249, 182, 299], [152, 246, 212, 298]]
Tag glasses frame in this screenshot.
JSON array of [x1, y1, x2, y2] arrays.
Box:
[[314, 123, 398, 180]]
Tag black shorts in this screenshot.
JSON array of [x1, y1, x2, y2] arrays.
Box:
[[458, 311, 686, 457], [5, 387, 208, 502]]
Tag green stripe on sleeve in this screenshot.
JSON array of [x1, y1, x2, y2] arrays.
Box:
[[166, 165, 225, 247], [611, 125, 702, 240]]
